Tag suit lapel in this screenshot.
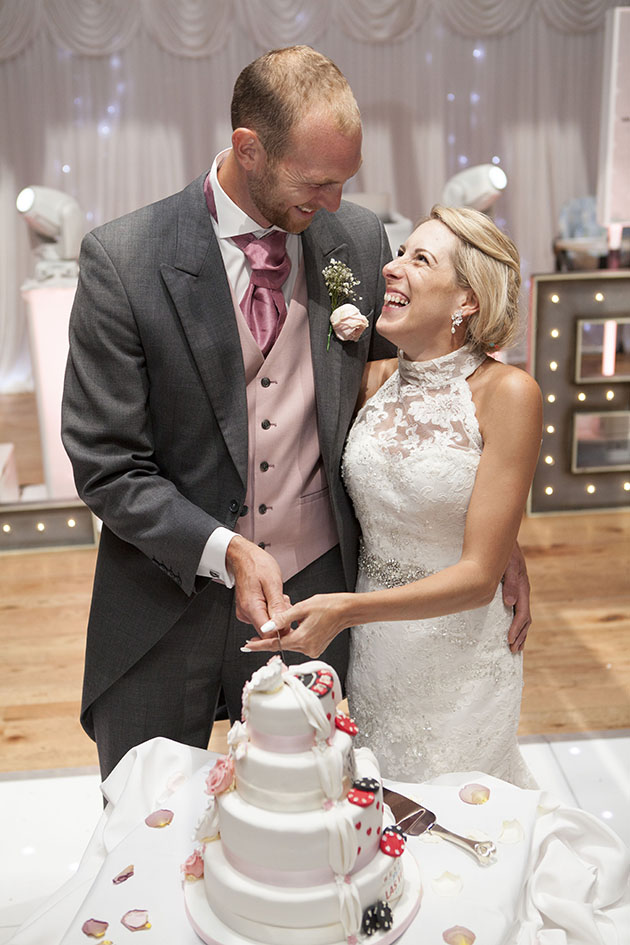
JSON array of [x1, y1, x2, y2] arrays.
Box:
[[160, 175, 248, 487], [302, 224, 349, 465]]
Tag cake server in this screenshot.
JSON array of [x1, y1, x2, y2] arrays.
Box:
[[382, 788, 496, 866]]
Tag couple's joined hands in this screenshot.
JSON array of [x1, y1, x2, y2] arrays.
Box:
[[228, 536, 531, 658]]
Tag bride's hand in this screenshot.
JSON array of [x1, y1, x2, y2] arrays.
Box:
[[243, 593, 353, 659]]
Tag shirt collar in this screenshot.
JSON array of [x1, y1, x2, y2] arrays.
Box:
[[209, 149, 282, 240]]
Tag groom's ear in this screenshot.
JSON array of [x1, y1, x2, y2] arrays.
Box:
[[232, 127, 266, 172]]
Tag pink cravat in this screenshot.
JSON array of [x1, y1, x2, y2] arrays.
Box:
[[231, 231, 291, 355]]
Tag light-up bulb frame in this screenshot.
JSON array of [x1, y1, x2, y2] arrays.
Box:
[[528, 270, 630, 514]]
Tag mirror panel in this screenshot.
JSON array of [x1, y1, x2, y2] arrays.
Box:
[[572, 410, 630, 473], [575, 317, 630, 382]]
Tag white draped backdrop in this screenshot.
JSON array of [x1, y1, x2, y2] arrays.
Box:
[[0, 0, 621, 388]]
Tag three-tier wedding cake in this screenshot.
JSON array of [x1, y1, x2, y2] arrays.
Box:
[[183, 657, 422, 944]]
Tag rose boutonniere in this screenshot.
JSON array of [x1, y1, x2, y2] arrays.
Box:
[[322, 258, 366, 350]]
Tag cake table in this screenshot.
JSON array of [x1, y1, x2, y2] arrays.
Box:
[[8, 737, 630, 945]]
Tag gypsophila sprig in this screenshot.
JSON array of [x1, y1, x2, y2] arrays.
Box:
[[322, 258, 362, 350]]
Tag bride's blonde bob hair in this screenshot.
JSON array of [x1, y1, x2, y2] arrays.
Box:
[[426, 204, 521, 354]]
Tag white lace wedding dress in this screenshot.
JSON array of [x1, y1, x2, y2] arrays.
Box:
[[342, 344, 535, 787]]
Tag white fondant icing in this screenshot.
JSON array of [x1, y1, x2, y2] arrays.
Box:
[[244, 660, 339, 741], [189, 659, 422, 944], [186, 848, 422, 945], [194, 796, 219, 843], [204, 841, 408, 934], [284, 671, 330, 743], [234, 730, 352, 812]]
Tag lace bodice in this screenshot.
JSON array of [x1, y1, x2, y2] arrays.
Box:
[[342, 345, 485, 575], [342, 345, 535, 787]]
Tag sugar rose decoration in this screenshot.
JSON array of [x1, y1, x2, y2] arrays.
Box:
[[322, 258, 364, 349], [181, 847, 205, 881], [205, 756, 235, 796]]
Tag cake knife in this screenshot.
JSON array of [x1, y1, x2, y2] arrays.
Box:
[[382, 788, 496, 866], [259, 619, 285, 663]]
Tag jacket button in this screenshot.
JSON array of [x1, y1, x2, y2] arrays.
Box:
[[261, 419, 271, 430], [258, 504, 267, 514], [229, 499, 239, 513], [239, 505, 248, 517], [261, 376, 271, 388], [260, 461, 269, 472]]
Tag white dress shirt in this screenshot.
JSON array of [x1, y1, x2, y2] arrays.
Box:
[[196, 151, 301, 586]]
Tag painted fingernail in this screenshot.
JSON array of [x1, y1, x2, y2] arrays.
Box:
[[260, 620, 276, 634]]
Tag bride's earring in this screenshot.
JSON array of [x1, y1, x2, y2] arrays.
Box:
[[451, 309, 464, 334]]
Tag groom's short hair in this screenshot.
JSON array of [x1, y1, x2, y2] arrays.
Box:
[[231, 46, 361, 163]]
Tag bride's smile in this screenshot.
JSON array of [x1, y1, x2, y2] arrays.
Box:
[[377, 218, 477, 361]]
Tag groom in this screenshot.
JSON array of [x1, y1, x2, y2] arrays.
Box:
[[62, 46, 530, 780]]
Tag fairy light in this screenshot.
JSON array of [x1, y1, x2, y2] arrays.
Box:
[[586, 484, 596, 494], [546, 425, 555, 434], [36, 522, 45, 532], [594, 292, 605, 302], [545, 486, 554, 495], [577, 392, 586, 401], [544, 455, 554, 465], [2, 523, 11, 533], [606, 390, 615, 401], [550, 294, 560, 303], [547, 394, 556, 403], [549, 361, 558, 371], [550, 328, 560, 338], [624, 482, 630, 491], [67, 518, 76, 528]]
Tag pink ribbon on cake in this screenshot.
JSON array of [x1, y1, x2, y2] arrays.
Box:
[[247, 726, 316, 754], [222, 842, 377, 888]]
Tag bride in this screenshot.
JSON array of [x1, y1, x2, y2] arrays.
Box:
[[245, 205, 542, 787]]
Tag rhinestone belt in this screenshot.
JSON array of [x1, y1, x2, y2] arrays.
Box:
[[358, 543, 429, 588]]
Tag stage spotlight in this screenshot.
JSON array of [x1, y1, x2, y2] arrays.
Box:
[[441, 164, 507, 212], [16, 185, 84, 280]]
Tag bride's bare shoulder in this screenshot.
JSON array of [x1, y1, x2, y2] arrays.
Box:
[[357, 358, 398, 409], [471, 357, 542, 432]]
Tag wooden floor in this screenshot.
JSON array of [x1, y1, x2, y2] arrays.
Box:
[[1, 393, 629, 773]]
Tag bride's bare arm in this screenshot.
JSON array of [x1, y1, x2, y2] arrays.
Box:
[[244, 364, 542, 660]]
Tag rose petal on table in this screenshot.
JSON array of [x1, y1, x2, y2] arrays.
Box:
[[443, 925, 476, 945], [431, 871, 463, 896], [81, 918, 109, 937], [144, 808, 174, 828], [498, 819, 524, 844], [121, 909, 151, 931], [112, 863, 134, 884], [458, 783, 490, 805]]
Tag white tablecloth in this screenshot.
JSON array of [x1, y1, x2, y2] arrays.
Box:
[[9, 737, 630, 945]]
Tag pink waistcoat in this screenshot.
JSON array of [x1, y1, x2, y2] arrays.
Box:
[[232, 263, 339, 581]]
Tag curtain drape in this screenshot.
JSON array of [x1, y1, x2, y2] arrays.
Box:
[[0, 0, 621, 385]]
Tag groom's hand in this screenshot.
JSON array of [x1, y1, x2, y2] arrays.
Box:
[[226, 535, 286, 631], [502, 541, 531, 653]]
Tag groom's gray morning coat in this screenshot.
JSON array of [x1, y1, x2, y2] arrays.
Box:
[[62, 172, 394, 738]]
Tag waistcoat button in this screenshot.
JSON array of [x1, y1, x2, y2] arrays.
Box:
[[239, 505, 248, 517], [260, 461, 269, 472], [261, 376, 271, 388], [261, 419, 271, 430], [258, 541, 266, 549], [229, 499, 239, 513], [258, 504, 267, 514]]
